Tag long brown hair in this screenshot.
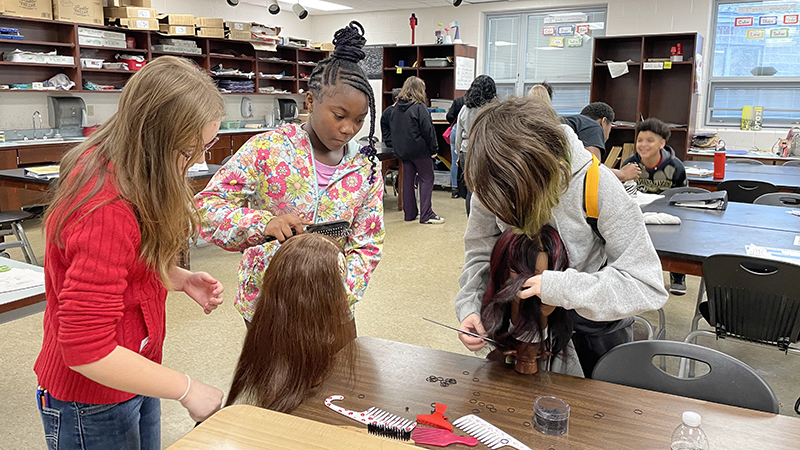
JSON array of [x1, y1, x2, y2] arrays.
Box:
[[45, 56, 225, 286], [398, 76, 427, 105], [226, 233, 356, 412], [464, 96, 571, 237]]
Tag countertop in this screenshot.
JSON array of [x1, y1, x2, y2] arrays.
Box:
[[0, 128, 275, 149]]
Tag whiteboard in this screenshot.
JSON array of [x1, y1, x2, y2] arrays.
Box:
[[455, 56, 475, 90]]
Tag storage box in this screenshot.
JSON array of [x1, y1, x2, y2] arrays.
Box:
[[158, 13, 193, 25], [110, 17, 158, 30], [78, 35, 103, 46], [226, 30, 251, 41], [196, 27, 224, 38], [81, 58, 104, 68], [103, 6, 154, 18], [117, 55, 144, 70], [423, 57, 450, 67], [312, 42, 335, 51], [104, 0, 150, 6], [151, 44, 202, 54], [159, 24, 193, 36], [79, 26, 126, 39], [159, 38, 197, 48], [48, 54, 74, 64], [53, 0, 103, 25], [224, 21, 250, 32], [102, 37, 126, 48], [4, 0, 52, 19], [194, 17, 223, 28], [4, 51, 47, 63]]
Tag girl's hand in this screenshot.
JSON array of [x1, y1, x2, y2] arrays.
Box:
[[519, 275, 542, 300], [458, 313, 487, 352], [431, 154, 438, 159], [184, 272, 224, 314], [179, 379, 224, 422], [265, 214, 314, 243]]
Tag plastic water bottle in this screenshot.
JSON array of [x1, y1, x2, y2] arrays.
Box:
[[670, 411, 709, 450]]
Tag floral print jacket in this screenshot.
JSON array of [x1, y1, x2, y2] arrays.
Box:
[[195, 123, 385, 321]]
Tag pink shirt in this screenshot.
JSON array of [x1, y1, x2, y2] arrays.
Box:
[[316, 160, 338, 191]]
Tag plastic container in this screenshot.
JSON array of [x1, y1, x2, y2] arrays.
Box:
[[533, 396, 569, 436], [713, 140, 726, 179], [81, 58, 104, 69], [423, 57, 450, 67], [117, 57, 146, 71], [670, 411, 709, 450]]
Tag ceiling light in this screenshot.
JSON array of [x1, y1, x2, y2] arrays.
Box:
[[293, 2, 308, 19], [267, 0, 280, 14]]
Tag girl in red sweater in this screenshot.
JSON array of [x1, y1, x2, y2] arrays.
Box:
[[34, 56, 226, 450]]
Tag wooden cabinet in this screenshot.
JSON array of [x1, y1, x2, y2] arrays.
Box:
[[591, 33, 703, 161], [206, 135, 232, 165]]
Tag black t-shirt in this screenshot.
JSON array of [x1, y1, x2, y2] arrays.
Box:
[[562, 115, 606, 157]]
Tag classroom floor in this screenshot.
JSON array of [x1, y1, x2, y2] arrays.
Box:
[[2, 190, 799, 449]]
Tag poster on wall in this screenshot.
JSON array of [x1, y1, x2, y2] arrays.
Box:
[[785, 14, 799, 24], [360, 45, 389, 80], [735, 16, 754, 26], [557, 25, 574, 35], [747, 29, 765, 38], [543, 13, 587, 24], [576, 24, 590, 34], [455, 56, 475, 90], [542, 26, 556, 35], [769, 27, 790, 37], [759, 15, 778, 25], [567, 36, 582, 47], [549, 37, 564, 47]]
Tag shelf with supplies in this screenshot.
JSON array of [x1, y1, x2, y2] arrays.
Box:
[[0, 15, 328, 97]]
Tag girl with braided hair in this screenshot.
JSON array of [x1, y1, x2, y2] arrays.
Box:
[[196, 21, 384, 328]]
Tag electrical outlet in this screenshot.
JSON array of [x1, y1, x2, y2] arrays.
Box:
[[87, 105, 94, 116]]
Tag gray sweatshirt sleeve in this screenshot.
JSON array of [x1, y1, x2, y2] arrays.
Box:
[[540, 168, 669, 321], [455, 195, 503, 322]]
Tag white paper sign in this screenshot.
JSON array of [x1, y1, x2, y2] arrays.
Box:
[[138, 10, 151, 18], [235, 23, 244, 30], [136, 20, 149, 28], [544, 14, 588, 24], [455, 56, 475, 91], [794, 235, 800, 246], [643, 62, 664, 70], [176, 26, 187, 34]]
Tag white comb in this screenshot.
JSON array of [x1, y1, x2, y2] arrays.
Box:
[[324, 395, 416, 432], [453, 414, 532, 450]]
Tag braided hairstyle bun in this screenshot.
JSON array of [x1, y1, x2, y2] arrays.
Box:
[[308, 21, 378, 183]]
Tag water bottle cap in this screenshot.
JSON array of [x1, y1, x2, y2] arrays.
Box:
[[682, 411, 701, 427]]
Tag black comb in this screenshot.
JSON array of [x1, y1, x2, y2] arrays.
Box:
[[265, 219, 352, 242]]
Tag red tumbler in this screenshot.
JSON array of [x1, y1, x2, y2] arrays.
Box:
[[713, 146, 726, 179]]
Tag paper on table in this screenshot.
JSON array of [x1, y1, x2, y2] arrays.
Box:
[[634, 192, 664, 208], [685, 167, 713, 177], [745, 244, 800, 265], [0, 267, 44, 294], [795, 235, 800, 247], [787, 210, 800, 218], [188, 161, 209, 172]]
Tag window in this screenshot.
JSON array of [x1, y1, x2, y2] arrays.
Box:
[[485, 7, 607, 115], [707, 0, 800, 127]]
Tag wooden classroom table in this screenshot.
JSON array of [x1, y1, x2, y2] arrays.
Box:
[[0, 257, 45, 324], [376, 142, 404, 211], [171, 337, 800, 449], [642, 199, 800, 277], [684, 161, 800, 192]]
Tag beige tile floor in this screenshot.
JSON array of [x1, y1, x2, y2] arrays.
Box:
[[2, 190, 799, 449]]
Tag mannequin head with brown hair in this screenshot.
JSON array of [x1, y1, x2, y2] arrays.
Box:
[[226, 233, 355, 412]]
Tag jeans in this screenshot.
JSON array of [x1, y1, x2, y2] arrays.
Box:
[[39, 392, 160, 450], [449, 123, 458, 189]]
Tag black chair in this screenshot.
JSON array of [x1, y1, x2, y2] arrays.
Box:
[[754, 192, 800, 207], [0, 210, 38, 265], [782, 160, 800, 167], [593, 340, 779, 413], [717, 180, 777, 203], [684, 254, 800, 375], [727, 158, 763, 165]]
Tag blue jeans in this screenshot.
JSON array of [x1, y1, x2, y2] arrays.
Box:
[[449, 123, 458, 188], [39, 392, 160, 450]]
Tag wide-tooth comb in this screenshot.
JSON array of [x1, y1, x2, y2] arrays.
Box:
[[265, 219, 352, 242], [453, 415, 532, 450], [412, 428, 479, 447], [417, 403, 452, 431], [325, 395, 417, 433]]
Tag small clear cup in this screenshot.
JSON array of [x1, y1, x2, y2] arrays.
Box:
[[533, 396, 570, 436]]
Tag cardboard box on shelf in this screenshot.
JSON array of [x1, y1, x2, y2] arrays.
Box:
[[311, 42, 334, 51], [78, 26, 125, 40], [224, 21, 251, 32], [103, 5, 154, 18], [4, 0, 52, 19], [0, 0, 5, 14], [53, 0, 103, 25], [109, 17, 158, 30], [104, 0, 150, 6], [226, 30, 251, 42], [159, 24, 193, 36], [196, 27, 224, 38], [158, 13, 193, 25], [195, 17, 223, 28]]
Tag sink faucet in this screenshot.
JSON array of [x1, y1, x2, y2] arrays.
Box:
[[32, 111, 43, 137]]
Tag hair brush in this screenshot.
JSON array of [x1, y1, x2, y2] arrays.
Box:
[[265, 219, 352, 242]]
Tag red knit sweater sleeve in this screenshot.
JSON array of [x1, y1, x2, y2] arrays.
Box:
[[56, 200, 140, 367]]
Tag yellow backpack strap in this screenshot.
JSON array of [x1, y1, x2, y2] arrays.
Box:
[[583, 154, 605, 245]]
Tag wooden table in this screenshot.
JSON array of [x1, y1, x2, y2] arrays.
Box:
[[643, 199, 800, 277], [0, 257, 46, 324], [171, 337, 800, 449], [376, 142, 404, 211], [685, 161, 800, 192]]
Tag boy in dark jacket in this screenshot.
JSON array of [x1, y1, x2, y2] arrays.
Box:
[[623, 117, 689, 294]]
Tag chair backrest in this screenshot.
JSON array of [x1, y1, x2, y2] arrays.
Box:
[[221, 155, 232, 166], [717, 180, 777, 203], [593, 340, 779, 413], [662, 186, 710, 198], [728, 158, 764, 165], [703, 254, 800, 350], [782, 160, 800, 167], [753, 192, 800, 207]]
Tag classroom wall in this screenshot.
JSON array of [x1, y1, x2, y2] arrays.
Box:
[[0, 0, 310, 131], [310, 0, 790, 150]]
